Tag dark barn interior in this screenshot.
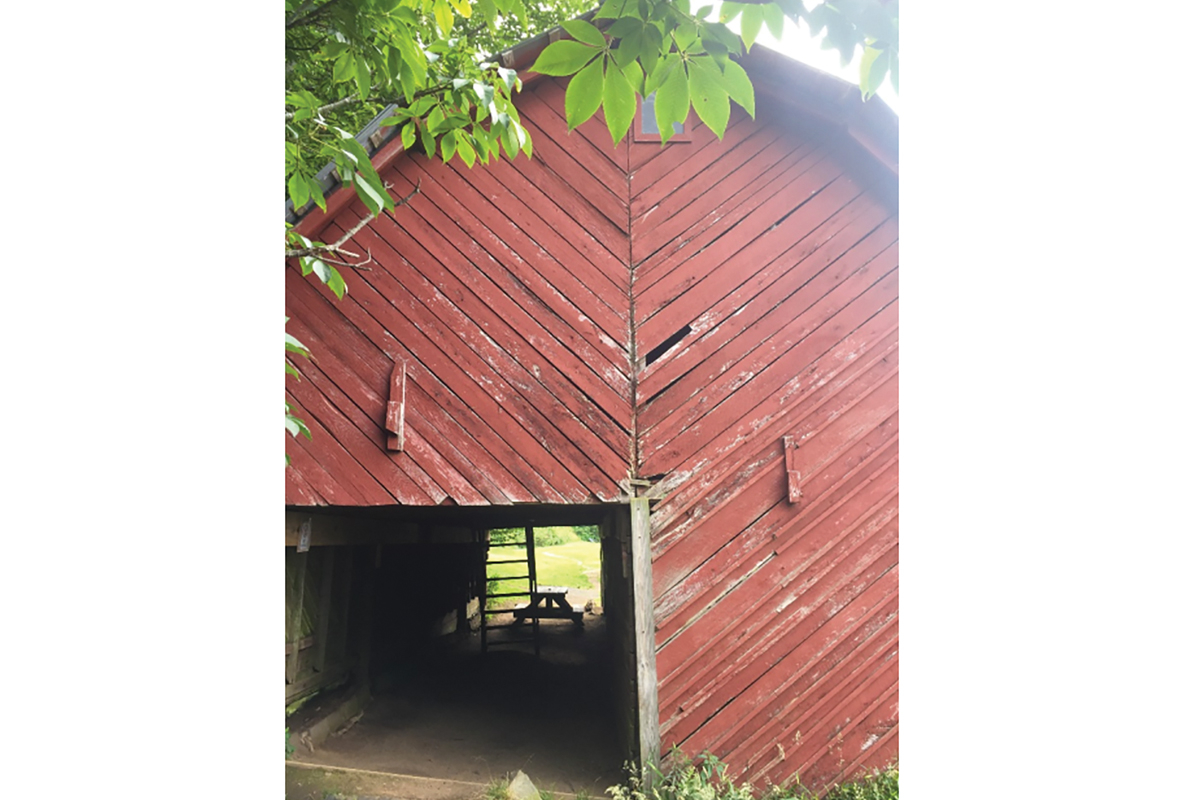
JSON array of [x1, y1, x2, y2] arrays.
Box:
[[285, 505, 638, 794]]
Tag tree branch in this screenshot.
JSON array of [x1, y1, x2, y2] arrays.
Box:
[[286, 0, 349, 30], [285, 180, 421, 260], [286, 82, 456, 121]]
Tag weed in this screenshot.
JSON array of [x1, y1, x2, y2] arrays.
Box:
[[606, 751, 897, 800], [484, 778, 513, 800], [285, 727, 295, 760]]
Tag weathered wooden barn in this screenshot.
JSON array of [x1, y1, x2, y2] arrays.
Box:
[[285, 30, 897, 793]]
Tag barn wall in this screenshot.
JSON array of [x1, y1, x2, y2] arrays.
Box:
[[284, 74, 635, 507], [631, 107, 899, 788], [285, 64, 899, 789], [285, 544, 370, 703]]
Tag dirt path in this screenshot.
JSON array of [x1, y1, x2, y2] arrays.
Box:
[[289, 619, 624, 798]]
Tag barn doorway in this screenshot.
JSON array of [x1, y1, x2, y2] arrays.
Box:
[[285, 505, 641, 795]]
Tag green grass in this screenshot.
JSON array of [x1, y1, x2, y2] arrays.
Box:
[[485, 528, 601, 609]]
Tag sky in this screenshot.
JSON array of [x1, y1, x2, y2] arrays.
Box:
[[686, 2, 899, 113], [758, 18, 899, 112]]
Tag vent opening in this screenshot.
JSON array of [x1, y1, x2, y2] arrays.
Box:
[[644, 324, 693, 366]]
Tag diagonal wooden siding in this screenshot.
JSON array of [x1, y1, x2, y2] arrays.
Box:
[[285, 63, 899, 790], [633, 105, 899, 789], [285, 77, 634, 505]]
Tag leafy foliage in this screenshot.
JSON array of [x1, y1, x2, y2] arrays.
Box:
[[284, 0, 898, 457], [607, 750, 898, 800]]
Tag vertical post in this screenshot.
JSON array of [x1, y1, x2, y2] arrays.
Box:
[[314, 548, 336, 672], [525, 524, 540, 658], [286, 549, 309, 685], [631, 497, 660, 783]]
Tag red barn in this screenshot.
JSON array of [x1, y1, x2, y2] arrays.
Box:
[[285, 30, 897, 794]]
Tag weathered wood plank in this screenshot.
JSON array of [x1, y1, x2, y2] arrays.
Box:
[[635, 156, 851, 329], [647, 325, 899, 540], [631, 497, 661, 780], [656, 479, 898, 706], [642, 270, 898, 477], [286, 549, 309, 684], [638, 207, 895, 407], [285, 291, 473, 505], [432, 157, 631, 349], [393, 157, 633, 421], [337, 204, 628, 496]]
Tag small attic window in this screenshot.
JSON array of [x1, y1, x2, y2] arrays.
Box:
[[635, 93, 691, 143]]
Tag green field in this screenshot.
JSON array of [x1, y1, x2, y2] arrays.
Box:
[[485, 526, 600, 608]]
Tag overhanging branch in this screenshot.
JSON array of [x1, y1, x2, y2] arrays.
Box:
[[285, 180, 421, 262]]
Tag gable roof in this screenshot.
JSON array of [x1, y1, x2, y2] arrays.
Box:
[[287, 17, 897, 234]]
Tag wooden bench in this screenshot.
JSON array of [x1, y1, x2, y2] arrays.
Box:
[[513, 586, 584, 625]]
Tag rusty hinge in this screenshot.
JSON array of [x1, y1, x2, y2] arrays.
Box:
[[783, 435, 802, 504], [385, 360, 407, 451]]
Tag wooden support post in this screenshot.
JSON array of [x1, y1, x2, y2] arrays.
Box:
[[314, 548, 336, 672], [631, 497, 661, 784], [286, 549, 309, 685]]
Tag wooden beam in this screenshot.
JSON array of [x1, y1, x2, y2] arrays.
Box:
[[631, 497, 661, 782], [286, 549, 309, 684]]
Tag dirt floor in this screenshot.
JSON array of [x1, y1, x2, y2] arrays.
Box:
[[289, 598, 626, 799]]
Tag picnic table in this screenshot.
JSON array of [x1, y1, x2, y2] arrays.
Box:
[[513, 585, 584, 625]]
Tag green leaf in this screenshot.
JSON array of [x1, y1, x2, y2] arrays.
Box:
[[433, 0, 454, 35], [562, 19, 606, 47], [645, 51, 681, 94], [501, 121, 519, 159], [565, 56, 605, 130], [321, 41, 349, 60], [327, 265, 347, 299], [740, 4, 763, 50], [457, 133, 477, 167], [595, 0, 637, 20], [333, 52, 354, 83], [654, 62, 690, 143], [606, 17, 642, 38], [440, 131, 457, 162], [530, 40, 601, 76], [288, 172, 310, 210], [621, 59, 645, 98], [518, 123, 533, 157], [722, 59, 755, 118], [639, 25, 662, 70], [688, 57, 731, 138], [718, 1, 744, 23], [311, 258, 331, 284], [613, 28, 643, 68], [602, 57, 637, 147], [401, 121, 417, 150], [763, 3, 785, 40], [285, 332, 310, 357], [307, 177, 326, 211], [859, 46, 886, 99], [352, 172, 386, 215], [354, 56, 371, 100], [286, 362, 300, 380]]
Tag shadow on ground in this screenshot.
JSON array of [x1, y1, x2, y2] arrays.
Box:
[[289, 615, 627, 799]]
